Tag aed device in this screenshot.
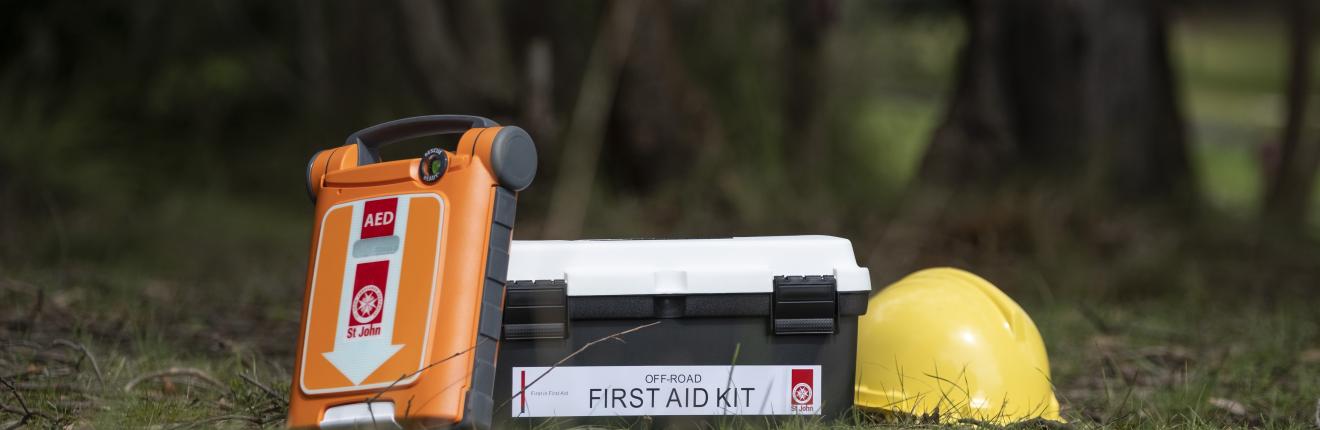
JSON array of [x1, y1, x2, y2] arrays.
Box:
[[494, 236, 871, 428], [289, 115, 536, 429]]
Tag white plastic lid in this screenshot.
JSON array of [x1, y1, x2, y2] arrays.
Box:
[[507, 235, 871, 296]]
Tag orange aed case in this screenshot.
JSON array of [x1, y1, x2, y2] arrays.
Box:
[[289, 115, 537, 429]]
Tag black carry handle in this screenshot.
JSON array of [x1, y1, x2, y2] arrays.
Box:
[[346, 115, 498, 166]]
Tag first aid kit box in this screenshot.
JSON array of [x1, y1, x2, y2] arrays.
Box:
[[493, 236, 871, 427]]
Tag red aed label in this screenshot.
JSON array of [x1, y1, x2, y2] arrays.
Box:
[[361, 198, 398, 239], [790, 368, 814, 407], [350, 260, 389, 328]]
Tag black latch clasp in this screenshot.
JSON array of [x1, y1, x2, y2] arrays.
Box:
[[772, 275, 837, 335], [503, 280, 569, 340]]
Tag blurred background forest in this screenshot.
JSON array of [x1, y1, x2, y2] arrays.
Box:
[[2, 0, 1319, 428]]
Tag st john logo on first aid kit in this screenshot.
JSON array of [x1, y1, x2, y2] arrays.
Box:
[[790, 368, 815, 412]]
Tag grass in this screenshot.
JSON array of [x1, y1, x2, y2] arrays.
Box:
[[6, 293, 1314, 429], [1036, 298, 1320, 428], [1, 269, 292, 429], [4, 186, 1319, 429]]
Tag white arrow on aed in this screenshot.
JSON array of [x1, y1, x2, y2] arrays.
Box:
[[323, 200, 410, 386], [324, 338, 402, 386]]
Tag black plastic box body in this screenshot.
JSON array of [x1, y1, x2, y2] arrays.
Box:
[[492, 277, 867, 428]]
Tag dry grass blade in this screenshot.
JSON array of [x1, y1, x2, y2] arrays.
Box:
[[124, 367, 224, 393], [359, 338, 491, 427], [498, 320, 662, 413], [365, 339, 486, 404], [1207, 397, 1247, 416], [50, 339, 103, 383], [1313, 398, 1319, 428]]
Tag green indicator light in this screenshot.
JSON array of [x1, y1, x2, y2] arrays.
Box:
[[419, 147, 447, 184]]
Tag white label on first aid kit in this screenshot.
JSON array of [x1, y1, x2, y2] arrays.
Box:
[[510, 365, 822, 417]]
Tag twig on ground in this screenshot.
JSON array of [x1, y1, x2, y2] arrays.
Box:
[[238, 372, 285, 406], [0, 405, 56, 427], [124, 367, 224, 393], [0, 406, 31, 416], [0, 378, 30, 414], [498, 320, 661, 413], [28, 349, 78, 366], [50, 339, 103, 383], [0, 377, 48, 429], [0, 340, 46, 352], [11, 382, 85, 392]]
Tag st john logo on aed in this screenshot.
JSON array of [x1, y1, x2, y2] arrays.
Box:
[[347, 261, 389, 339], [790, 368, 814, 411]]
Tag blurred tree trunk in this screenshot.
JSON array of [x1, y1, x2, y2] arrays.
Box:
[[397, 0, 517, 113], [1085, 0, 1192, 202], [783, 0, 837, 178], [1264, 0, 1316, 227], [397, 0, 471, 110], [542, 0, 642, 239], [606, 0, 723, 193], [919, 0, 1194, 205], [453, 0, 516, 108]]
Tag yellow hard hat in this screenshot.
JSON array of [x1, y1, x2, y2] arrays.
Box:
[[854, 268, 1061, 423]]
